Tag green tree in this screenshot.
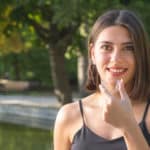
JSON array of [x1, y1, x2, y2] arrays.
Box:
[[0, 0, 150, 105]]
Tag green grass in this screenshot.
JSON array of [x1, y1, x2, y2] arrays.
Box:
[[0, 122, 53, 150]]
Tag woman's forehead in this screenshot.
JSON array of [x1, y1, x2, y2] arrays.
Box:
[[95, 25, 132, 44]]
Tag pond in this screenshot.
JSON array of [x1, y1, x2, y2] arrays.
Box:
[[0, 122, 53, 150]]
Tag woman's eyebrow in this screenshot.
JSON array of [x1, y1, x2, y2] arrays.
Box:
[[98, 41, 113, 44], [98, 41, 133, 45], [122, 42, 133, 45]]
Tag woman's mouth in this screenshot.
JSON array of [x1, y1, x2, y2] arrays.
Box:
[[107, 67, 127, 76]]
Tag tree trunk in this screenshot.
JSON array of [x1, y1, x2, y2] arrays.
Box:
[[12, 54, 21, 80], [49, 45, 72, 105], [77, 52, 88, 96]]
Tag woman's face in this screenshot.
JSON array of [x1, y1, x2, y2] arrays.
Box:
[[91, 25, 136, 90]]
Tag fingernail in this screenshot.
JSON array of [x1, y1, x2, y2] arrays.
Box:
[[120, 78, 124, 83], [119, 78, 125, 90]]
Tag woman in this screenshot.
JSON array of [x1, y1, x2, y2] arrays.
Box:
[[54, 9, 150, 150]]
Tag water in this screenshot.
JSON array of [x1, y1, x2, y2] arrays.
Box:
[[0, 122, 53, 150]]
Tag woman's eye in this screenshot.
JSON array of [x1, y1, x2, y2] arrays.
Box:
[[100, 45, 112, 51], [123, 45, 134, 51]]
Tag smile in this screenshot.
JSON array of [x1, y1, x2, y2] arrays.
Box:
[[107, 68, 127, 76]]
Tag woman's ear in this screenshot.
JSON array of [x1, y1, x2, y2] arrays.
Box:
[[89, 43, 96, 64]]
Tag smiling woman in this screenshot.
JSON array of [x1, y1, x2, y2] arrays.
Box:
[[54, 9, 150, 150]]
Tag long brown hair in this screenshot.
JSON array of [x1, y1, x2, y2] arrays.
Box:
[[86, 9, 150, 101]]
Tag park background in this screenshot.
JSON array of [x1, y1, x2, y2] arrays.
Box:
[[0, 0, 150, 150]]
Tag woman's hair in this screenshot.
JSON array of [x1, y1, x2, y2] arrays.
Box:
[[86, 9, 150, 100]]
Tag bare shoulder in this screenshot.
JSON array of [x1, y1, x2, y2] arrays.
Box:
[[55, 101, 80, 126], [54, 101, 81, 150]]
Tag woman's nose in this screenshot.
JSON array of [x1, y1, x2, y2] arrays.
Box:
[[110, 49, 122, 62]]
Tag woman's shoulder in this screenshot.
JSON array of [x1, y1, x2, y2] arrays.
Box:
[[146, 100, 150, 132], [138, 99, 150, 133], [54, 93, 95, 129], [55, 100, 81, 127]]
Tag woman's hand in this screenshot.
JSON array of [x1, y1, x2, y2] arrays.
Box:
[[99, 79, 136, 130]]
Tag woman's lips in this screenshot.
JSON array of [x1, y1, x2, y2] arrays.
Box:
[[107, 67, 127, 76]]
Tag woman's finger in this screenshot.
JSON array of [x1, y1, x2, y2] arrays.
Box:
[[118, 79, 129, 101]]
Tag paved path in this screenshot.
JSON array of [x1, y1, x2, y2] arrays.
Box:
[[0, 94, 60, 107], [0, 94, 80, 130]]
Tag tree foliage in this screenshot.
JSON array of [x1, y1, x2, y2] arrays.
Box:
[[0, 0, 150, 53], [0, 0, 150, 104]]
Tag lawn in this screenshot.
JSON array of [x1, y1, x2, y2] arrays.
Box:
[[0, 122, 53, 150]]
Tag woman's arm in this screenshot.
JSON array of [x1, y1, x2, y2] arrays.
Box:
[[122, 117, 149, 150], [53, 105, 71, 150]]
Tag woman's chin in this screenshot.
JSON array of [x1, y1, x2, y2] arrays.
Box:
[[106, 79, 118, 87], [104, 80, 119, 94]]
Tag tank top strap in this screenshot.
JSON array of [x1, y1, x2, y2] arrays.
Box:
[[79, 100, 85, 125], [142, 99, 150, 122]]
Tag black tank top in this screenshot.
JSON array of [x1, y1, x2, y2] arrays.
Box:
[[71, 99, 150, 150]]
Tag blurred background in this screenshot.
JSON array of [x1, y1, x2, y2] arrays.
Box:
[[0, 0, 150, 149]]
